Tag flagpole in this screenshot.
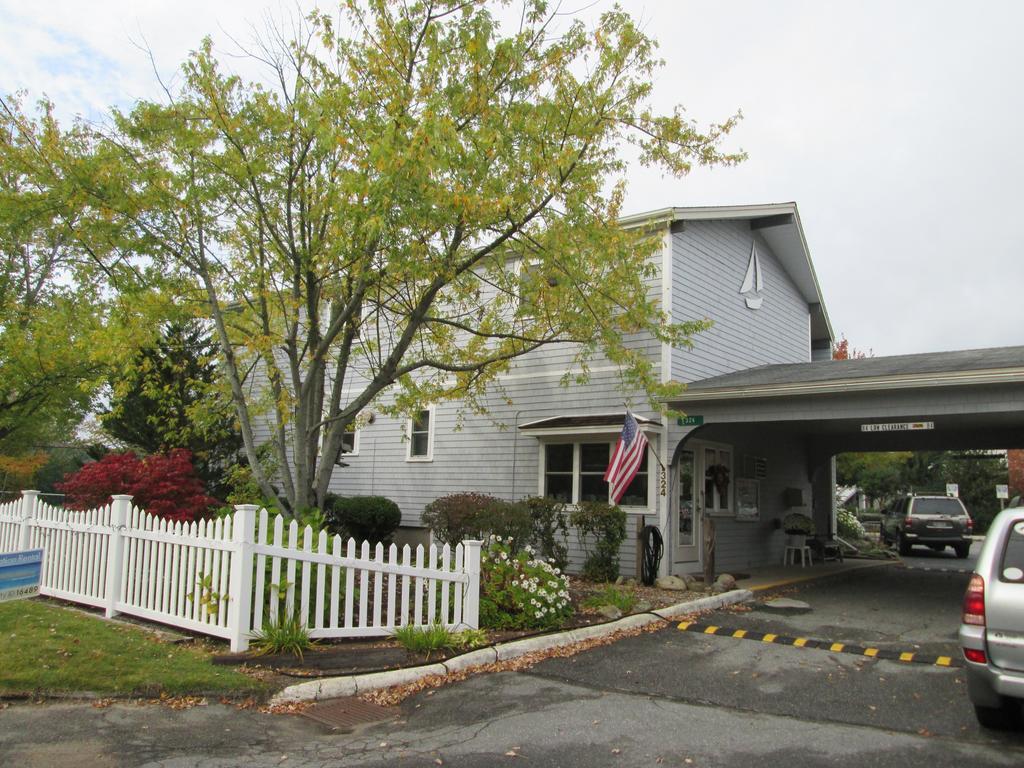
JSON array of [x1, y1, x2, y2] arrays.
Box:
[[625, 404, 668, 496]]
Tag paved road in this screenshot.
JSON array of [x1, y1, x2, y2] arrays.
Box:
[[2, 564, 1022, 767], [898, 538, 982, 572]]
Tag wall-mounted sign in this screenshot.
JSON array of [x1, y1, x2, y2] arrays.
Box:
[[677, 415, 704, 427], [735, 478, 760, 521], [996, 484, 1009, 500], [946, 483, 959, 498], [0, 549, 43, 603], [860, 421, 934, 432]]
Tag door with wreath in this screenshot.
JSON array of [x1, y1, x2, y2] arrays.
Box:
[[673, 442, 732, 570]]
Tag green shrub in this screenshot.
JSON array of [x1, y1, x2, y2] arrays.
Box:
[[523, 496, 569, 571], [570, 501, 626, 582], [251, 616, 312, 660], [423, 492, 494, 545], [479, 536, 572, 630], [452, 628, 489, 650], [422, 492, 532, 549], [477, 499, 533, 550], [582, 585, 637, 613], [324, 495, 402, 544], [837, 508, 867, 540]]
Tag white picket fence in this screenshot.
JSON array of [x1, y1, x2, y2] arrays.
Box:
[[0, 491, 481, 651]]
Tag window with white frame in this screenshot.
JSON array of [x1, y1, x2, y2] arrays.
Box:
[[543, 441, 649, 507], [703, 446, 732, 514], [407, 407, 434, 461], [544, 444, 573, 501], [318, 394, 359, 457], [340, 421, 359, 455]]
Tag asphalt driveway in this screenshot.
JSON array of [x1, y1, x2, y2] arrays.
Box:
[[899, 538, 982, 572], [530, 567, 975, 738]]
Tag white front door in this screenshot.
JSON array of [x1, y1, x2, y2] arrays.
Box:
[[673, 441, 733, 566], [674, 448, 700, 563]]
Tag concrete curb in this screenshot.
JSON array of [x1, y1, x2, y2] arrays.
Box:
[[271, 588, 753, 705], [653, 589, 753, 619]]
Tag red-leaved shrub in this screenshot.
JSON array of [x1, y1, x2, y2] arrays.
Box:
[[57, 449, 219, 522]]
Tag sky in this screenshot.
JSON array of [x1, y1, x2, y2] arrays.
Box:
[[3, 0, 1023, 357]]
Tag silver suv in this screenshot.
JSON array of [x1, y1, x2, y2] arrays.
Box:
[[959, 505, 1024, 728]]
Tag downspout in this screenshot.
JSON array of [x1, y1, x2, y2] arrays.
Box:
[[510, 410, 523, 501]]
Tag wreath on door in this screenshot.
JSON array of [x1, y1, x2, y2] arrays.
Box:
[[706, 464, 730, 499]]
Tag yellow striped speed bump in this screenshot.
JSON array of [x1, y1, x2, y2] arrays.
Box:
[[676, 621, 961, 668]]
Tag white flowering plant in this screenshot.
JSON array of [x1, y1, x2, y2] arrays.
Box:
[[836, 508, 867, 540], [479, 535, 573, 630]]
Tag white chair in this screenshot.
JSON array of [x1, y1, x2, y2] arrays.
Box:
[[783, 544, 813, 567]]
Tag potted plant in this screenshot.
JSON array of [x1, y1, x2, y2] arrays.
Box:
[[782, 512, 815, 548]]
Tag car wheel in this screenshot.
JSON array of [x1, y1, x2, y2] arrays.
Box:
[[898, 536, 912, 556], [974, 700, 1019, 729], [955, 543, 970, 559]]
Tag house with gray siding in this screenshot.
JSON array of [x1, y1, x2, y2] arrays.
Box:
[[322, 202, 839, 578]]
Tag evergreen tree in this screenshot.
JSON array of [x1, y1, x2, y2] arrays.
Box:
[[101, 321, 241, 495]]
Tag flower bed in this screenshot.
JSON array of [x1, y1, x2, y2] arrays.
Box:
[[213, 571, 729, 677]]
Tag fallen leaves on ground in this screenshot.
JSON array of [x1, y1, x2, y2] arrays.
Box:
[[360, 622, 664, 707], [259, 700, 313, 715], [150, 693, 208, 710]]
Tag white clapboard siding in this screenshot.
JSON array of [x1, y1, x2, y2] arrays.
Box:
[[0, 492, 481, 651]]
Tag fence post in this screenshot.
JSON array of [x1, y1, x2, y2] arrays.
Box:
[[17, 490, 39, 551], [462, 539, 482, 630], [228, 505, 258, 653], [105, 495, 132, 619]]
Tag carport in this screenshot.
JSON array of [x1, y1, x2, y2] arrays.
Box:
[[661, 346, 1024, 575]]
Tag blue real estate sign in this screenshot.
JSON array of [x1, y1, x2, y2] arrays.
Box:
[[0, 549, 43, 602]]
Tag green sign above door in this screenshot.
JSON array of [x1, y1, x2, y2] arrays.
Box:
[[677, 415, 704, 427]]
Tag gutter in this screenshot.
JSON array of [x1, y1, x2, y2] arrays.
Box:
[[667, 367, 1024, 404]]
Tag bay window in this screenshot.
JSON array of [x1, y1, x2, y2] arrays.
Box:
[[543, 441, 649, 508]]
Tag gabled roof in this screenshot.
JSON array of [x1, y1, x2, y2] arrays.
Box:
[[619, 202, 833, 346], [667, 346, 1024, 404]]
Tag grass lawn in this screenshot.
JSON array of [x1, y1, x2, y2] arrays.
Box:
[[0, 598, 266, 698]]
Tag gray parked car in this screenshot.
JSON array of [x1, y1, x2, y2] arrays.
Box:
[[880, 495, 972, 558], [959, 505, 1024, 728]]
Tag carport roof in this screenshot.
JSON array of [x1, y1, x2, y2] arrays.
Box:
[[668, 345, 1024, 404]]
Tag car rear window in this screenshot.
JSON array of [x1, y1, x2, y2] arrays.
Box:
[[1000, 520, 1024, 583], [911, 498, 965, 516]]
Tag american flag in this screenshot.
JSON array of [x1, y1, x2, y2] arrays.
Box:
[[604, 410, 649, 504]]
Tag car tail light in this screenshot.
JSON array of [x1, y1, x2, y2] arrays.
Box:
[[966, 518, 974, 533], [962, 574, 985, 626], [904, 516, 914, 528], [964, 647, 987, 664]]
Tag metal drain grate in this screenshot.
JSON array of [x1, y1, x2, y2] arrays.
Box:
[[301, 696, 399, 731]]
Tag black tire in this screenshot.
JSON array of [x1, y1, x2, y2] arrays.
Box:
[[974, 700, 1019, 730], [898, 535, 912, 556], [955, 543, 970, 559]]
